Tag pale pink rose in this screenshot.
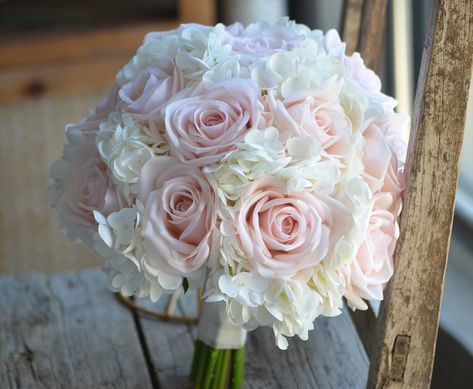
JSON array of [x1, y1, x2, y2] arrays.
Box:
[[138, 156, 218, 276], [92, 84, 120, 118], [163, 78, 262, 166], [144, 23, 211, 43], [51, 141, 123, 246], [322, 29, 381, 94], [65, 85, 120, 138], [362, 122, 392, 193], [65, 119, 101, 140], [268, 91, 352, 158], [225, 22, 245, 37], [380, 114, 408, 198], [379, 151, 406, 217], [235, 178, 352, 279], [118, 57, 184, 115], [224, 24, 304, 63], [323, 29, 346, 61], [362, 114, 408, 214], [344, 193, 397, 310], [344, 52, 382, 95]]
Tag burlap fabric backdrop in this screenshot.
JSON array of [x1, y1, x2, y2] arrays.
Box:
[[0, 91, 106, 273]]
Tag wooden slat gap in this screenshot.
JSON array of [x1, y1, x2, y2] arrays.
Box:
[[357, 0, 389, 71], [341, 0, 365, 55], [129, 298, 162, 389]]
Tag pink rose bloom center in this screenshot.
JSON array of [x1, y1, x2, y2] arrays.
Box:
[[52, 140, 122, 246], [225, 24, 305, 63], [269, 91, 352, 159], [362, 114, 408, 214], [138, 156, 217, 276], [236, 179, 352, 279], [119, 57, 183, 115], [344, 193, 397, 309], [163, 77, 262, 166]]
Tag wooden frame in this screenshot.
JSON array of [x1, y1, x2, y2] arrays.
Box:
[[342, 0, 473, 387], [0, 0, 216, 102]]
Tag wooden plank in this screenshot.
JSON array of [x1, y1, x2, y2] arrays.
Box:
[[138, 292, 368, 388], [0, 2, 176, 32], [178, 0, 216, 25], [368, 0, 473, 387], [349, 305, 377, 357], [134, 292, 197, 388], [341, 0, 365, 55], [0, 56, 125, 101], [244, 311, 368, 389], [0, 12, 213, 101], [0, 21, 180, 101], [357, 0, 388, 71], [0, 269, 152, 388], [0, 22, 178, 71]]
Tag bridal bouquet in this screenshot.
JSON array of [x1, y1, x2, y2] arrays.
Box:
[[50, 19, 407, 388]]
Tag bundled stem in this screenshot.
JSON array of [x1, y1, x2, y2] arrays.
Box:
[[191, 340, 245, 389]]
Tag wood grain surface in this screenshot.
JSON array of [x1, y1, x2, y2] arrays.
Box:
[[0, 23, 176, 71], [0, 270, 151, 388], [243, 312, 368, 389], [0, 0, 217, 101], [140, 292, 369, 389], [0, 270, 369, 388], [341, 0, 364, 55], [367, 0, 473, 387], [357, 0, 388, 72]]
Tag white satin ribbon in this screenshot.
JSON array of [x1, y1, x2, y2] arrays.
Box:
[[197, 301, 247, 349]]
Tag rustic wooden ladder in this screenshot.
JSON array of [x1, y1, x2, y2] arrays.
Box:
[[341, 0, 473, 387]]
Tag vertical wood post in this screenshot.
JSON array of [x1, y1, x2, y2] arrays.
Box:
[[368, 0, 473, 387], [341, 0, 365, 55], [358, 0, 388, 72]]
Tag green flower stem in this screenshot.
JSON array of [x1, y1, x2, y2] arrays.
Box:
[[211, 350, 224, 389], [231, 348, 245, 389], [191, 340, 203, 381], [203, 348, 219, 389], [194, 341, 211, 388], [190, 341, 245, 389], [216, 350, 231, 389]]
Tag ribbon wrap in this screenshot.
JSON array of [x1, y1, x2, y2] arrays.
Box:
[[197, 301, 247, 349]]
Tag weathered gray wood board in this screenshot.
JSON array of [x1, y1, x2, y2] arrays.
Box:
[[0, 270, 151, 388], [338, 0, 473, 386], [243, 314, 368, 389], [134, 292, 198, 389], [138, 291, 368, 389], [1, 270, 370, 388]]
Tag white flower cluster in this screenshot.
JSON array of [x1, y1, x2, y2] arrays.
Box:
[[49, 19, 408, 349]]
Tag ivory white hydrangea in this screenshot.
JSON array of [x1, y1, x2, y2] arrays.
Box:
[[50, 18, 408, 350], [205, 266, 344, 349], [252, 44, 344, 97], [208, 126, 341, 206], [96, 112, 167, 193], [206, 127, 291, 203], [93, 204, 185, 302]]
